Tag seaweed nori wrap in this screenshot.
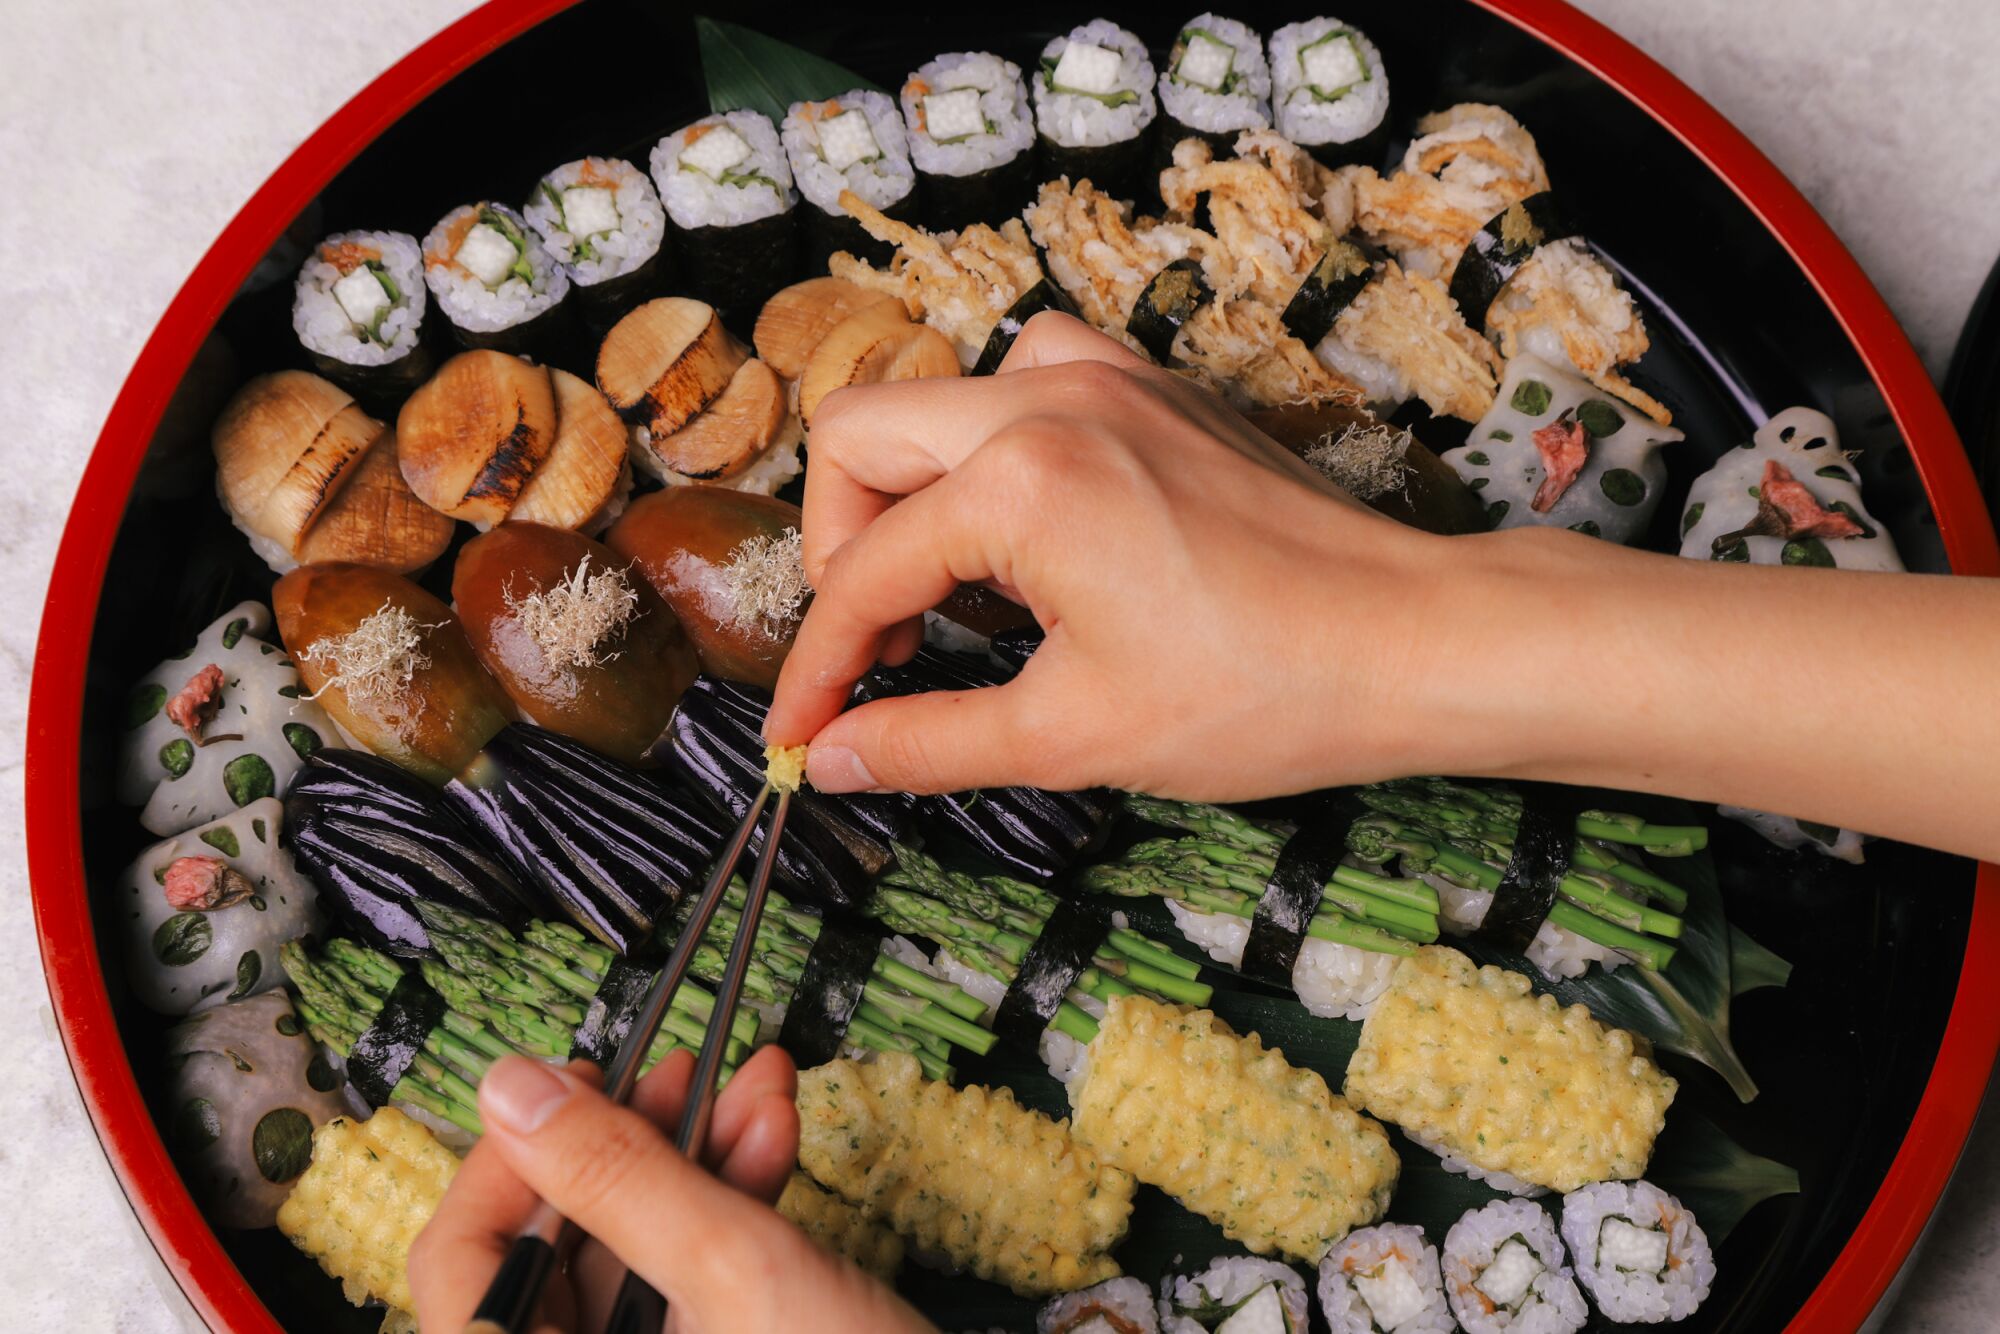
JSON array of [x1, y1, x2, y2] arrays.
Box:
[[1446, 191, 1573, 330], [1476, 784, 1583, 954], [1240, 794, 1366, 987], [993, 896, 1109, 1048], [775, 916, 881, 1068], [971, 279, 1078, 375], [1280, 238, 1381, 349], [346, 972, 449, 1108], [1127, 258, 1214, 363]]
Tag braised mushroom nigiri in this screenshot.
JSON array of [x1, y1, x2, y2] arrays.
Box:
[[452, 522, 698, 764]]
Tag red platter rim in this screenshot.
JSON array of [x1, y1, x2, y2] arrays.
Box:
[[25, 1, 2000, 1330]]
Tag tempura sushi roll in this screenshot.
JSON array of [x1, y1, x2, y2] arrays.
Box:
[[1561, 1181, 1714, 1323], [291, 230, 432, 412], [1034, 21, 1159, 204], [901, 51, 1038, 229], [1444, 355, 1682, 542], [1270, 18, 1390, 167], [1158, 1257, 1309, 1333], [782, 91, 917, 270], [422, 202, 571, 358], [522, 156, 668, 332], [652, 111, 799, 323], [1319, 1224, 1453, 1334], [1442, 1200, 1587, 1334], [1158, 15, 1272, 155], [1678, 406, 1900, 862], [1040, 1277, 1160, 1333]]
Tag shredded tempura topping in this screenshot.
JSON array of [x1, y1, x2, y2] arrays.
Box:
[[721, 527, 810, 638], [1304, 423, 1414, 502], [504, 557, 639, 671], [299, 601, 437, 705]]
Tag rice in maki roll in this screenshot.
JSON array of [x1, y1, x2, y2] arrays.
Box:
[[1039, 1276, 1159, 1333], [1157, 1256, 1310, 1333], [421, 201, 571, 359], [1270, 18, 1391, 167], [1560, 1181, 1714, 1324], [901, 51, 1038, 230], [292, 230, 432, 413], [522, 156, 668, 333], [652, 110, 799, 327], [1319, 1224, 1453, 1334], [782, 91, 918, 270], [1158, 15, 1272, 157], [1442, 1200, 1587, 1334], [1034, 20, 1158, 204]]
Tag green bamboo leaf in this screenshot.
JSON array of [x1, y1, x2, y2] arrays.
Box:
[[696, 17, 879, 127], [1730, 923, 1794, 994]]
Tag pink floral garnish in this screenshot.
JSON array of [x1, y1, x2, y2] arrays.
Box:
[[1530, 416, 1590, 512], [162, 856, 253, 911], [1752, 460, 1867, 540], [165, 663, 226, 739]]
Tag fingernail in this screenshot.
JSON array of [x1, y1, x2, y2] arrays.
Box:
[[807, 745, 876, 793], [481, 1056, 571, 1135]]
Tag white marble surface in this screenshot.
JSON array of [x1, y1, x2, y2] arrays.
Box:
[[2, 2, 1996, 1330]]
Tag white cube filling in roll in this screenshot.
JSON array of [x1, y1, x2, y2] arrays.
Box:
[[1475, 1239, 1543, 1308], [330, 265, 390, 327], [924, 88, 987, 141], [456, 223, 520, 286], [1600, 1216, 1671, 1272], [1051, 41, 1121, 94], [561, 186, 619, 238], [1175, 31, 1237, 90], [817, 110, 881, 170], [682, 124, 753, 178], [1302, 31, 1367, 96], [1320, 1223, 1452, 1334]]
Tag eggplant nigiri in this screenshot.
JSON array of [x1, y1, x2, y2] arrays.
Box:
[[605, 488, 808, 689], [453, 521, 698, 764]]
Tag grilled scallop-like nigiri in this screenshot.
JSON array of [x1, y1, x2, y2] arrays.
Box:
[[452, 522, 698, 763], [645, 357, 792, 482], [212, 371, 453, 573], [505, 367, 633, 533], [753, 276, 900, 381], [395, 349, 556, 527], [605, 488, 807, 688], [797, 299, 959, 426], [273, 564, 512, 784], [596, 296, 746, 438]]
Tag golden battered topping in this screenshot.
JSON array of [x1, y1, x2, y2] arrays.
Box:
[[1025, 178, 1212, 336], [1344, 946, 1677, 1193], [1498, 200, 1545, 251], [776, 1171, 905, 1279], [503, 556, 639, 670], [1070, 995, 1399, 1262]]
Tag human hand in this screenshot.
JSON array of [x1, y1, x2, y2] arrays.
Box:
[[765, 312, 1521, 800], [409, 1046, 934, 1334]]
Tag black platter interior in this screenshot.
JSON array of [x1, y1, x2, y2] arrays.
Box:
[[76, 2, 1971, 1330]]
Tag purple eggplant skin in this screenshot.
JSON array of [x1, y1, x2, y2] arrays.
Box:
[[445, 723, 728, 956], [283, 750, 541, 956], [663, 677, 893, 910], [852, 646, 1115, 881]]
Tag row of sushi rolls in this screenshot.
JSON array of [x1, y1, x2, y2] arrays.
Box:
[[120, 11, 1881, 1333]]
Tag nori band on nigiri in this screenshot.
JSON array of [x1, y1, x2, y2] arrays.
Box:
[[1446, 190, 1574, 331], [776, 915, 881, 1067], [347, 971, 448, 1107], [994, 895, 1109, 1048], [671, 210, 800, 332], [1280, 238, 1381, 349], [1127, 258, 1214, 363], [972, 279, 1080, 375], [568, 956, 656, 1067], [1241, 792, 1368, 985], [1477, 782, 1586, 953]]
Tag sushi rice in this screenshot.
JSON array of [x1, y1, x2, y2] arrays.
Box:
[[1269, 18, 1390, 152], [292, 229, 426, 368], [1034, 20, 1158, 149], [1159, 15, 1272, 136], [926, 938, 1102, 1085], [1560, 1181, 1714, 1324], [1318, 1223, 1453, 1334], [1158, 1256, 1309, 1333], [635, 427, 802, 497], [783, 90, 916, 217], [1405, 1129, 1547, 1198], [421, 202, 569, 334], [522, 156, 665, 286], [651, 110, 797, 229], [1423, 874, 1624, 981], [1442, 1199, 1588, 1334], [1039, 1276, 1160, 1333], [903, 51, 1037, 180], [1164, 898, 1399, 1020]]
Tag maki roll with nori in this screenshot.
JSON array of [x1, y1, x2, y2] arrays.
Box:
[[1444, 355, 1681, 542], [900, 51, 1038, 230], [522, 156, 668, 333], [1320, 1224, 1453, 1334], [1039, 1277, 1159, 1333], [781, 91, 918, 270], [291, 230, 432, 412], [1560, 1181, 1714, 1324], [1033, 20, 1158, 204], [1157, 1255, 1310, 1332], [1270, 18, 1391, 167], [1441, 1200, 1587, 1334], [421, 201, 572, 359], [652, 111, 799, 326], [1157, 15, 1272, 157]]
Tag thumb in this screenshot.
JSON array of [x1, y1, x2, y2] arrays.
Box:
[[476, 1057, 812, 1313], [805, 677, 1073, 795]]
